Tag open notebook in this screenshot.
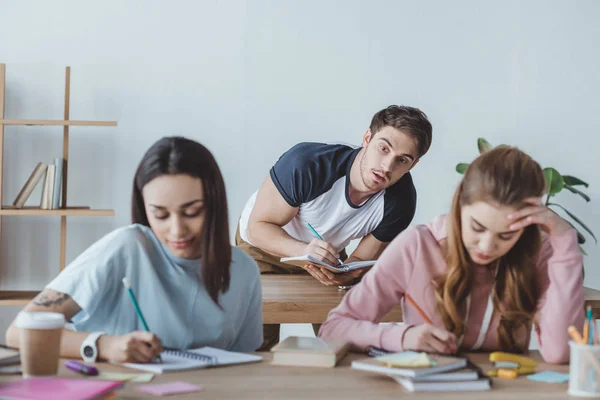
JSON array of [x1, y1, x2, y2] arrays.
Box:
[[119, 346, 263, 374], [280, 255, 376, 273]]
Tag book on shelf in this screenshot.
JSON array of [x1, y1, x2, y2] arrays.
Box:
[[271, 336, 350, 368], [40, 164, 56, 210], [51, 157, 63, 209], [12, 162, 47, 208]]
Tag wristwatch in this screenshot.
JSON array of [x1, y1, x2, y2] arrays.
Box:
[[80, 331, 105, 363]]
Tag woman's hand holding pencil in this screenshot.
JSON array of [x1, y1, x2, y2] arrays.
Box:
[[402, 293, 458, 354], [119, 278, 164, 363], [98, 331, 163, 363]]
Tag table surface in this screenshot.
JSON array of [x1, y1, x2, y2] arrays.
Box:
[[0, 351, 577, 400]]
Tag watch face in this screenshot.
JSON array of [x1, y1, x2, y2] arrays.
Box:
[[83, 345, 95, 358]]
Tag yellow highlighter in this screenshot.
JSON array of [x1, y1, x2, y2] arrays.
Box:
[[489, 352, 537, 368], [487, 366, 536, 378], [488, 352, 537, 379]]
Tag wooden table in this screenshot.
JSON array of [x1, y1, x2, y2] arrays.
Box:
[[0, 352, 574, 399], [261, 275, 403, 324], [262, 275, 600, 324]]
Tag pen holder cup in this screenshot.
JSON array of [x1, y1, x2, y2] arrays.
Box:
[[569, 341, 600, 397]]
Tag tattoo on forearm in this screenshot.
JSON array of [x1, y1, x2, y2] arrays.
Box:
[[33, 291, 71, 307]]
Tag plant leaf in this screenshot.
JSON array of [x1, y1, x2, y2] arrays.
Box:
[[563, 184, 591, 202], [576, 229, 586, 244], [477, 138, 493, 154], [548, 202, 597, 244], [579, 245, 588, 256], [564, 220, 586, 244], [543, 168, 564, 196], [563, 175, 589, 188], [456, 163, 469, 174]]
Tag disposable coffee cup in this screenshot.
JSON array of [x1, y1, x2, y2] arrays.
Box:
[[15, 311, 65, 377]]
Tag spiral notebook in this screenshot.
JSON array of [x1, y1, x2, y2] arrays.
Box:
[[280, 255, 376, 273], [119, 347, 263, 374]]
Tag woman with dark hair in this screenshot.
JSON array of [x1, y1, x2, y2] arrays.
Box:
[[6, 136, 263, 363], [319, 146, 584, 364]]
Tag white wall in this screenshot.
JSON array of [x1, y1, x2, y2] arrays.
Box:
[[1, 0, 599, 338]]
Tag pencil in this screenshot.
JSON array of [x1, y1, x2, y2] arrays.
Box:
[[122, 278, 163, 363], [306, 223, 344, 266], [587, 305, 594, 345], [405, 293, 432, 324]]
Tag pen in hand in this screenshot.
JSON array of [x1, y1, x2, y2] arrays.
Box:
[[122, 278, 163, 363], [306, 223, 344, 266]]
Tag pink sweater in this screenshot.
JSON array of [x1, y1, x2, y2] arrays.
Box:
[[319, 215, 584, 363]]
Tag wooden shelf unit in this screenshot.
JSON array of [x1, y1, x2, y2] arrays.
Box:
[[0, 64, 117, 306], [0, 120, 117, 127]]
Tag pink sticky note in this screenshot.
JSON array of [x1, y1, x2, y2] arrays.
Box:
[[136, 381, 203, 396]]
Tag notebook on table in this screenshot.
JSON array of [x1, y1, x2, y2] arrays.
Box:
[[0, 344, 20, 367], [0, 378, 123, 400], [392, 375, 491, 392], [392, 360, 491, 392], [118, 346, 263, 374], [352, 352, 467, 378], [279, 255, 376, 273]]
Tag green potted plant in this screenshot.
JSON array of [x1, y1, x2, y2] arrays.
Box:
[[456, 138, 595, 257]]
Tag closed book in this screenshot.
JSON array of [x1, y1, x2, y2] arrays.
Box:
[[51, 157, 63, 209], [392, 361, 491, 392], [12, 162, 47, 208], [352, 353, 467, 378], [0, 344, 20, 367], [393, 375, 491, 392], [40, 164, 55, 209], [271, 336, 349, 367]]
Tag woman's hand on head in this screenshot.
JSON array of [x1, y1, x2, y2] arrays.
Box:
[[98, 331, 163, 363], [507, 197, 572, 237], [402, 324, 458, 354]]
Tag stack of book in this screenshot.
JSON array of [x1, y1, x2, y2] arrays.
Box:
[[12, 158, 64, 209], [352, 351, 491, 392], [0, 344, 20, 374]]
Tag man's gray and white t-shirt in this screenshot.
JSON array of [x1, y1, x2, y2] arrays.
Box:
[[239, 142, 417, 251], [47, 224, 263, 352]]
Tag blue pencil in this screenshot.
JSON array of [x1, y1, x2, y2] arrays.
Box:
[[587, 305, 594, 345], [122, 278, 163, 363], [306, 223, 344, 266]]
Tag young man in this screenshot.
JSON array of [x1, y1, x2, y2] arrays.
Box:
[[236, 105, 433, 350]]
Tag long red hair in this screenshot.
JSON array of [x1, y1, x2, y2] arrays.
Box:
[[435, 146, 546, 352]]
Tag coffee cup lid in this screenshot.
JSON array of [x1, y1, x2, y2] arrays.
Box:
[[15, 311, 65, 330]]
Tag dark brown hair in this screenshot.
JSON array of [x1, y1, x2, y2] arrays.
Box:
[[132, 136, 231, 305], [369, 105, 433, 158], [435, 146, 546, 353]]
